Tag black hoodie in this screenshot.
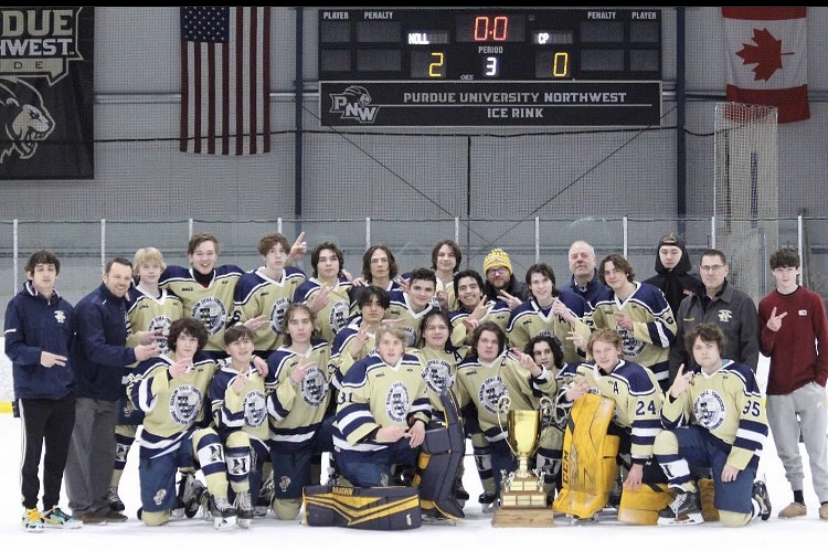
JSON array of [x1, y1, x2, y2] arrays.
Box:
[[643, 235, 704, 317]]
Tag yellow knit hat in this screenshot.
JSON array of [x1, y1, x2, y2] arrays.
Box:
[[483, 248, 512, 276]]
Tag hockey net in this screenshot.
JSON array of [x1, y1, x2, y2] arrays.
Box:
[[713, 103, 779, 304]]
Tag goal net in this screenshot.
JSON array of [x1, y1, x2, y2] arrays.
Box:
[[713, 102, 778, 303]]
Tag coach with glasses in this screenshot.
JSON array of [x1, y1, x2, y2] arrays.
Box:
[[668, 248, 759, 385]]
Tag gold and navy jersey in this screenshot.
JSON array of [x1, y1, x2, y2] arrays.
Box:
[[265, 340, 332, 452], [160, 265, 244, 351], [293, 277, 353, 343], [590, 282, 677, 386], [329, 323, 378, 391], [409, 346, 464, 414], [129, 353, 218, 456], [234, 266, 307, 352], [507, 294, 590, 363], [454, 352, 556, 444], [448, 300, 511, 347], [661, 360, 767, 471], [386, 290, 438, 347], [557, 359, 662, 463], [210, 362, 269, 444], [334, 353, 432, 457], [126, 286, 185, 357]]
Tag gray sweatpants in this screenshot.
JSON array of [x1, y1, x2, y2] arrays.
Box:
[[766, 382, 828, 503], [64, 397, 118, 518]]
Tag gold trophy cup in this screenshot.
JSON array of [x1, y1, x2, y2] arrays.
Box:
[[492, 395, 555, 527]]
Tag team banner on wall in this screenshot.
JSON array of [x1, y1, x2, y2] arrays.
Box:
[[0, 7, 94, 179]]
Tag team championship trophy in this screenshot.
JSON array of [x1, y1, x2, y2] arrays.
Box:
[[491, 396, 555, 527]]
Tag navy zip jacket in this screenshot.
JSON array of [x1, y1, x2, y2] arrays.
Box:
[[73, 283, 136, 401], [4, 282, 75, 400]]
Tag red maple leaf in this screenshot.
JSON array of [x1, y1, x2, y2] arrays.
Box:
[[736, 27, 794, 81]]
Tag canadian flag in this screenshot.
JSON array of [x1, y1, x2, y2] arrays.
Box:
[[722, 7, 809, 123]]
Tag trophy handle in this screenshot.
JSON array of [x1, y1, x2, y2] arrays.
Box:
[[496, 394, 514, 456]]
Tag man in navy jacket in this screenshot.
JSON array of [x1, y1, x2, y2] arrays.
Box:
[[64, 257, 160, 524], [5, 251, 78, 531]]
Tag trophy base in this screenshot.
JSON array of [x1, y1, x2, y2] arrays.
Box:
[[492, 505, 556, 528]]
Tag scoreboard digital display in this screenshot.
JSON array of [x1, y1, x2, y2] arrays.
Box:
[[318, 8, 663, 128]]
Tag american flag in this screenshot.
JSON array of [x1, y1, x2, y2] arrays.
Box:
[[180, 7, 271, 155]]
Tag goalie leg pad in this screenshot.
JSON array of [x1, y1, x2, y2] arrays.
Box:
[[553, 394, 619, 519], [617, 483, 673, 525], [303, 485, 422, 530]]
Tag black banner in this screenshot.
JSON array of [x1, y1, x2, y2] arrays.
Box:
[[0, 7, 94, 179], [320, 80, 662, 127]]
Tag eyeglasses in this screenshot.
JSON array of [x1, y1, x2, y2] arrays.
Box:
[[487, 267, 508, 276], [700, 264, 724, 272]]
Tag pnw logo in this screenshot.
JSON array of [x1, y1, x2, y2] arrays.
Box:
[[329, 85, 379, 123]]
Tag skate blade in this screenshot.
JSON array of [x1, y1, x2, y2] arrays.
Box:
[[657, 514, 704, 527]]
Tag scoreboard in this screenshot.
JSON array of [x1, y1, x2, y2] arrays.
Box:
[[318, 8, 663, 127]]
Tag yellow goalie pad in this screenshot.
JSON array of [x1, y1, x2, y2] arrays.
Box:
[[553, 394, 619, 519], [617, 483, 673, 525]]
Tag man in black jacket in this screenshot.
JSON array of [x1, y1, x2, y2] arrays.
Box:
[[643, 234, 704, 318]]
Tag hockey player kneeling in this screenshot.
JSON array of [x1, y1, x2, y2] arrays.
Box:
[[554, 329, 669, 523], [653, 324, 771, 527], [304, 325, 462, 529], [128, 319, 239, 530]]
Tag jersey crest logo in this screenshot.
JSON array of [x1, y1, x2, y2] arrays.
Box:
[[191, 296, 226, 335], [269, 297, 291, 335], [717, 309, 733, 323], [148, 315, 173, 354], [479, 376, 508, 415], [424, 359, 454, 393], [169, 384, 202, 425], [617, 327, 645, 357], [54, 310, 66, 323], [243, 390, 267, 427], [693, 389, 726, 430], [301, 365, 329, 407], [385, 381, 410, 423], [328, 299, 350, 336]]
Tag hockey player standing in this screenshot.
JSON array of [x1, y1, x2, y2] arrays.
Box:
[[590, 254, 676, 391]]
